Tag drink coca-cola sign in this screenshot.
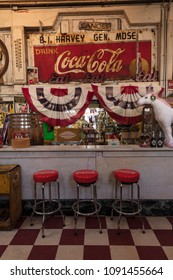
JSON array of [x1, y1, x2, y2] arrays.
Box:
[[34, 41, 151, 82]]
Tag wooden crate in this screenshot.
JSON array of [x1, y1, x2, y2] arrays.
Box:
[[11, 138, 30, 148], [0, 165, 22, 230], [120, 131, 140, 145]]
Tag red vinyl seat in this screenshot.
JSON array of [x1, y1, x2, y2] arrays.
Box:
[[112, 169, 140, 184], [33, 170, 58, 183], [73, 169, 98, 184]]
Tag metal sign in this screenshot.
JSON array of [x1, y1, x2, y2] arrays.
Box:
[[79, 21, 111, 31], [31, 30, 138, 45], [34, 41, 151, 82]]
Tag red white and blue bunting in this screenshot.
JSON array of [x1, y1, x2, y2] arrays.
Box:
[[22, 85, 94, 127], [92, 84, 164, 125], [22, 84, 164, 126]]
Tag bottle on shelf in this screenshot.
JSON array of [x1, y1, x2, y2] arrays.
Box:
[[157, 131, 164, 148], [150, 131, 157, 147]]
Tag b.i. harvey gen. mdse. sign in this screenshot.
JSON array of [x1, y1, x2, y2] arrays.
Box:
[[30, 30, 151, 82]]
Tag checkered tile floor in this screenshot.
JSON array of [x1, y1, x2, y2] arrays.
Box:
[[0, 215, 173, 260]]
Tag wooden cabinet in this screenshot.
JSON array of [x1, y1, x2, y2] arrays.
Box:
[[0, 164, 21, 230]]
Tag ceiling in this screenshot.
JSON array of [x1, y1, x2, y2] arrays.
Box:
[[0, 0, 171, 9]]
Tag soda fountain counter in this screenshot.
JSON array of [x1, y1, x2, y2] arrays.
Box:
[[0, 144, 173, 216]]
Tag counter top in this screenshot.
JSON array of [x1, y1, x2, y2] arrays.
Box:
[[1, 143, 173, 200], [0, 144, 172, 152]]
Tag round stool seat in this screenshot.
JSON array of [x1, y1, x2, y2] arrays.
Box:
[[113, 169, 140, 183], [31, 169, 64, 238], [73, 169, 98, 184], [33, 170, 59, 183]]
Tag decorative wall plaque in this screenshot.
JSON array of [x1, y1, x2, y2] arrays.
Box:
[[0, 39, 9, 78]]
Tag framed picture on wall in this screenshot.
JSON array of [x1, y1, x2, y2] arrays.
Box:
[[14, 96, 29, 113], [27, 67, 38, 84]]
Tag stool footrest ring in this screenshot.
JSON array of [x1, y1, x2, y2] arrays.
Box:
[[112, 200, 142, 216], [33, 200, 62, 216], [72, 199, 101, 216]]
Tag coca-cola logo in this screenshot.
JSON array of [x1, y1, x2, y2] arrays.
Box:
[[54, 48, 124, 76]]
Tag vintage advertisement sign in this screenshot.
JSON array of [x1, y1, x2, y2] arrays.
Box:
[[29, 30, 152, 82], [34, 41, 151, 82], [34, 30, 138, 45]]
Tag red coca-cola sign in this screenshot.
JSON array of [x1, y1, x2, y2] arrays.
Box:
[[34, 41, 151, 82]]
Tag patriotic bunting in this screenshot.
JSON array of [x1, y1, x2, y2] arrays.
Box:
[[22, 85, 94, 127], [22, 84, 164, 126], [92, 84, 164, 125]]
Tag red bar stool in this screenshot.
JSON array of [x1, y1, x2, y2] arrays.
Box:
[[111, 168, 145, 234], [30, 169, 65, 238], [72, 169, 102, 234]]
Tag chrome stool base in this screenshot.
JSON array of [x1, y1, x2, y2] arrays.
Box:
[[111, 181, 145, 234], [30, 181, 65, 238], [72, 182, 102, 234]]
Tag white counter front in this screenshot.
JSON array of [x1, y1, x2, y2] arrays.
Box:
[[0, 145, 173, 200]]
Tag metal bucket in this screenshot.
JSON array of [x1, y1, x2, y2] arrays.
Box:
[[7, 113, 43, 145]]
